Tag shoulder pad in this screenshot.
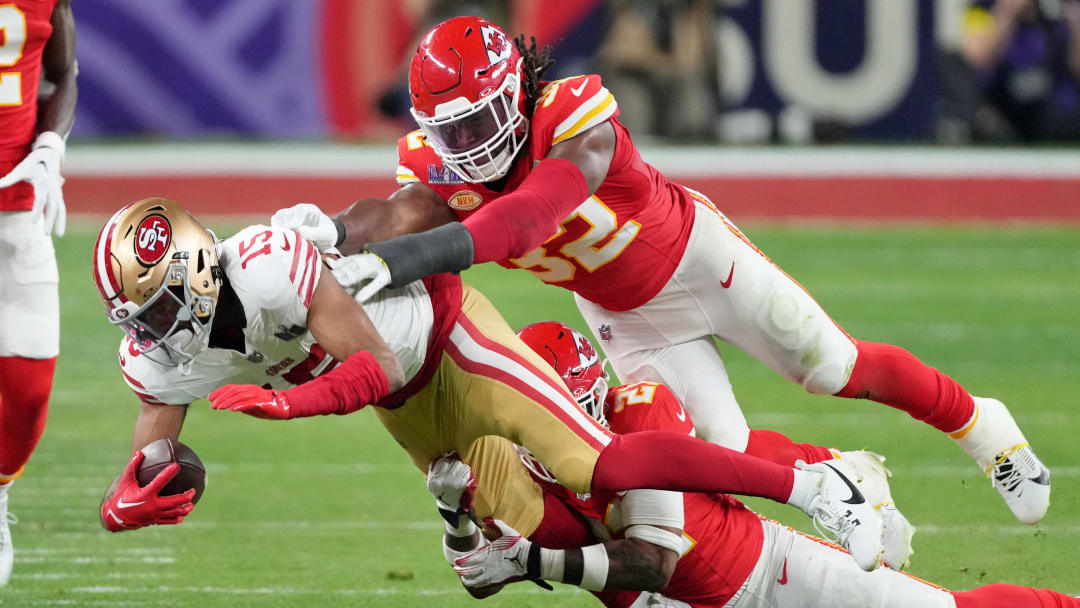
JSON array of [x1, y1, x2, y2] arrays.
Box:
[[531, 74, 618, 153], [222, 225, 321, 312]]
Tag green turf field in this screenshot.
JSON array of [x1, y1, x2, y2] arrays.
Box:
[[3, 220, 1077, 607]]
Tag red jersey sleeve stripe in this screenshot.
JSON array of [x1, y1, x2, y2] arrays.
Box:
[[296, 242, 319, 307], [294, 241, 316, 301], [121, 369, 147, 389], [131, 390, 166, 405], [288, 231, 304, 282]]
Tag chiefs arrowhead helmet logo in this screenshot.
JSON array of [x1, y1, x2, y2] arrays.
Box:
[[480, 24, 511, 67]]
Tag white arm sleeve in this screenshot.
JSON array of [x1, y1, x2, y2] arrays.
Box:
[[620, 489, 685, 529]]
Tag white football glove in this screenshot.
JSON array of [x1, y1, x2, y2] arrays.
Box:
[[453, 519, 532, 589], [270, 203, 338, 251], [428, 453, 478, 522], [0, 132, 66, 236], [326, 252, 391, 302]]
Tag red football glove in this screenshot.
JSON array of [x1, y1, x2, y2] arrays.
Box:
[[101, 452, 196, 532], [209, 384, 293, 420]]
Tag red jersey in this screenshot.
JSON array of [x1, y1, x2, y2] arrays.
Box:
[[395, 74, 698, 311], [520, 382, 764, 607], [0, 0, 56, 211]]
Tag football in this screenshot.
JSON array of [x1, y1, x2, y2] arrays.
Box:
[[136, 438, 207, 505]]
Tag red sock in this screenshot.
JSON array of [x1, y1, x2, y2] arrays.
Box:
[[954, 584, 1080, 608], [836, 341, 974, 433], [0, 356, 56, 478], [745, 429, 834, 467], [591, 430, 794, 502]]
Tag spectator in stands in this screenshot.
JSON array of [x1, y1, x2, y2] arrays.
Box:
[[959, 0, 1080, 141]]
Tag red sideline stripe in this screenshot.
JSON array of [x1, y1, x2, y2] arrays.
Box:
[[448, 317, 611, 451], [455, 314, 579, 404], [64, 175, 1080, 221], [444, 338, 608, 452]]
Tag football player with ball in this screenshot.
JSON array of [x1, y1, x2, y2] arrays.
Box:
[[96, 199, 895, 573]]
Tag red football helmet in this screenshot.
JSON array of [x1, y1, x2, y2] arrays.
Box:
[[408, 16, 528, 183], [517, 321, 608, 426]]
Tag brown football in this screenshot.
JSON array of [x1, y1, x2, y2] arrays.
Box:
[[136, 438, 207, 505]]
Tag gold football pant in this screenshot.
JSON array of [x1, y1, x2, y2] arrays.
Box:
[[374, 284, 612, 533]]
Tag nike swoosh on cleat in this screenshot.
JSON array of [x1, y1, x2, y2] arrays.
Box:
[[570, 81, 588, 96], [776, 558, 788, 584], [822, 463, 866, 505], [116, 498, 145, 509], [720, 262, 735, 288]]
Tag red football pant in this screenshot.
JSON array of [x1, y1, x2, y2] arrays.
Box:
[[745, 429, 834, 467], [591, 430, 794, 502], [836, 341, 975, 433], [953, 584, 1080, 608], [0, 356, 56, 480]]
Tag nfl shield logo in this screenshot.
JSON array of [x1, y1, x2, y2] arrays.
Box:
[[598, 324, 612, 342]]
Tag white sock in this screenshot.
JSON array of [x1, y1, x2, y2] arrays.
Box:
[[787, 468, 822, 514], [0, 483, 10, 500]]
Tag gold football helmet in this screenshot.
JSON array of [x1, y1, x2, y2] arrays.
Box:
[[93, 198, 222, 368]]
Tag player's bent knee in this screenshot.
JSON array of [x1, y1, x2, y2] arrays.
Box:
[[801, 359, 853, 396]]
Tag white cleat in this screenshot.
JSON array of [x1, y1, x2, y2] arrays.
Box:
[[797, 459, 886, 572], [0, 493, 13, 586], [954, 397, 1050, 524], [835, 451, 915, 571]]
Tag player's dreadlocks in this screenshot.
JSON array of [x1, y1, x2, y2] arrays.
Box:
[[514, 34, 555, 118]]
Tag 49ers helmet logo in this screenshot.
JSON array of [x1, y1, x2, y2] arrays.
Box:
[[134, 214, 172, 266], [480, 24, 510, 67]]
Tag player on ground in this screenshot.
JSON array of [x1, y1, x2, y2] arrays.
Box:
[[94, 199, 892, 572], [273, 15, 1050, 526], [0, 0, 76, 587], [421, 324, 1080, 608]]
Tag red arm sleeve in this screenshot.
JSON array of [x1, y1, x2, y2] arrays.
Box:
[[282, 351, 390, 417], [463, 158, 590, 263]]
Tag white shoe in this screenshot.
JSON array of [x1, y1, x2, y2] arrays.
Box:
[[954, 397, 1050, 524], [797, 459, 886, 571], [0, 493, 14, 586], [835, 451, 915, 571]]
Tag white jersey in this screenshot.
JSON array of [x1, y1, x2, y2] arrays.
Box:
[[118, 225, 433, 406]]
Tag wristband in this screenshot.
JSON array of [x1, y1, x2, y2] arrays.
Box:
[[33, 131, 65, 163], [579, 544, 609, 591], [332, 218, 346, 248]]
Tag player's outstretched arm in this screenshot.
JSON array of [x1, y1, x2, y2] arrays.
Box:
[[335, 122, 617, 293], [99, 401, 195, 532], [453, 519, 678, 594], [209, 266, 405, 419], [270, 183, 454, 255]]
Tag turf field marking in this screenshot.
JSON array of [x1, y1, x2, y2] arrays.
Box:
[[18, 556, 176, 564], [916, 524, 1080, 535], [14, 572, 178, 581], [62, 584, 585, 596]]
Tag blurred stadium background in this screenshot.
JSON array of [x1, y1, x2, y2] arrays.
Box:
[[9, 0, 1079, 606]]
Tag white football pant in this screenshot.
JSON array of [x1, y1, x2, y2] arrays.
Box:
[[577, 200, 857, 451]]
